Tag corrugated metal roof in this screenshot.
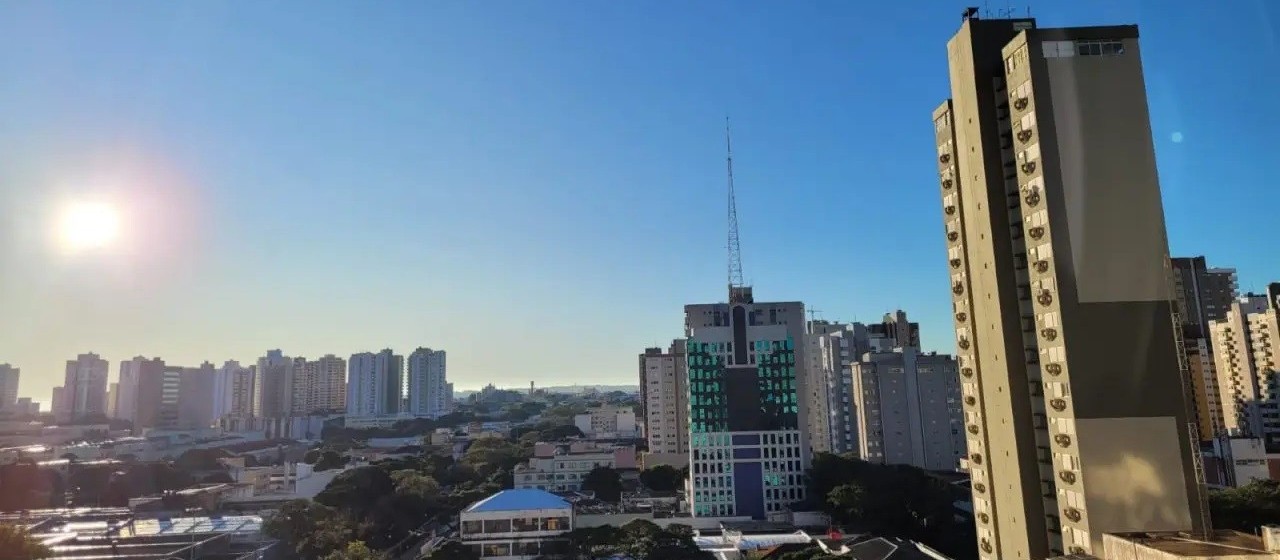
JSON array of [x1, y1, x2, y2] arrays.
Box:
[[464, 489, 571, 513]]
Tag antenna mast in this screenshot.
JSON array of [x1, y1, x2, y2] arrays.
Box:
[[726, 117, 744, 289]]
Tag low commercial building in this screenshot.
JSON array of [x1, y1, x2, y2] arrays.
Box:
[[4, 509, 272, 560], [574, 405, 638, 439], [1049, 530, 1280, 560], [514, 442, 636, 492], [460, 489, 574, 559]]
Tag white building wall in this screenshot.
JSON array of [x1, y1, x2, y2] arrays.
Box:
[[116, 357, 142, 423], [407, 348, 447, 416]]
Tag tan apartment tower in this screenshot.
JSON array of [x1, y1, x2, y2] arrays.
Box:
[[933, 11, 1208, 559]]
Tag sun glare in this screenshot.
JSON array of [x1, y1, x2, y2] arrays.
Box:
[[58, 201, 121, 252]]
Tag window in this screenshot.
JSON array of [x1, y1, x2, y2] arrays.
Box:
[[462, 520, 483, 535], [543, 516, 570, 530], [482, 543, 511, 557]]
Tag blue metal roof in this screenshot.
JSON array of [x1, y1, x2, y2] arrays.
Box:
[[464, 489, 571, 513]]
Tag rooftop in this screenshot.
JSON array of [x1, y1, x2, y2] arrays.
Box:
[[1107, 531, 1274, 557], [464, 489, 571, 513]]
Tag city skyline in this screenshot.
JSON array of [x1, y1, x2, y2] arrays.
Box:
[[3, 1, 1279, 404]]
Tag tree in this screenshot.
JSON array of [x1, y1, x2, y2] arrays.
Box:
[[304, 449, 322, 464], [263, 500, 357, 560], [460, 438, 524, 478], [807, 453, 968, 559], [639, 465, 683, 492], [391, 469, 441, 501], [0, 524, 52, 560], [314, 450, 348, 471], [175, 448, 233, 471], [581, 467, 623, 503], [320, 540, 385, 560], [1211, 480, 1280, 531]]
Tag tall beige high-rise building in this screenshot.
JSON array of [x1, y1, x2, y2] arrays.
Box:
[[934, 13, 1206, 558], [1210, 294, 1280, 444], [313, 355, 347, 413], [639, 340, 688, 455]]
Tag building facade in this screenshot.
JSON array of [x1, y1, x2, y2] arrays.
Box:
[[851, 348, 965, 471], [61, 353, 110, 421], [514, 442, 637, 492], [0, 364, 18, 413], [115, 357, 143, 423], [178, 361, 217, 428], [255, 350, 290, 419], [934, 15, 1206, 557], [313, 354, 347, 414], [214, 360, 256, 427], [1171, 257, 1239, 442], [685, 288, 809, 519], [346, 349, 403, 417], [573, 405, 637, 439], [459, 490, 573, 560], [804, 312, 920, 455], [639, 340, 689, 454], [407, 348, 448, 417], [1210, 295, 1280, 447], [135, 359, 179, 431]]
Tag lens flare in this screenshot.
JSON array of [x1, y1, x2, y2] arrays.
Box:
[[58, 201, 121, 252]]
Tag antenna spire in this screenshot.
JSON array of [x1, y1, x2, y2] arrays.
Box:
[[726, 117, 744, 290]]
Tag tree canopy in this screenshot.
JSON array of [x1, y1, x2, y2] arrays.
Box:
[[639, 465, 684, 492], [562, 520, 708, 560], [320, 540, 386, 560], [581, 466, 623, 502], [808, 453, 973, 560], [0, 524, 52, 560], [1210, 479, 1280, 531]]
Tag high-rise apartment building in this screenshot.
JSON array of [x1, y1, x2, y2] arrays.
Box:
[[115, 357, 143, 423], [1171, 257, 1238, 339], [804, 312, 921, 455], [850, 348, 965, 470], [313, 354, 347, 414], [255, 350, 290, 418], [178, 361, 217, 428], [214, 360, 256, 424], [286, 356, 311, 416], [61, 353, 110, 421], [1171, 257, 1239, 441], [0, 364, 19, 413], [407, 348, 448, 416], [346, 349, 403, 417], [684, 288, 809, 519], [133, 358, 177, 431], [1210, 295, 1280, 447], [934, 14, 1205, 557], [639, 340, 689, 455], [106, 383, 118, 418]]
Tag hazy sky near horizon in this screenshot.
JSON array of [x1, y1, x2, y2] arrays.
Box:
[[2, 1, 1278, 403]]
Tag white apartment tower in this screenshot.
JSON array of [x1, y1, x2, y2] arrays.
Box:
[[214, 360, 256, 423], [407, 348, 448, 416], [639, 340, 689, 455], [347, 349, 403, 417]]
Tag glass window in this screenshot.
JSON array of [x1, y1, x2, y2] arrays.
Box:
[[461, 520, 483, 535], [482, 543, 510, 557], [543, 516, 570, 531], [483, 519, 511, 533]]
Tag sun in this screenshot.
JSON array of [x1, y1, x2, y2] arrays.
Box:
[[58, 201, 121, 252]]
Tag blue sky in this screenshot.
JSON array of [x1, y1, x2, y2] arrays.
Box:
[[2, 1, 1277, 401]]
